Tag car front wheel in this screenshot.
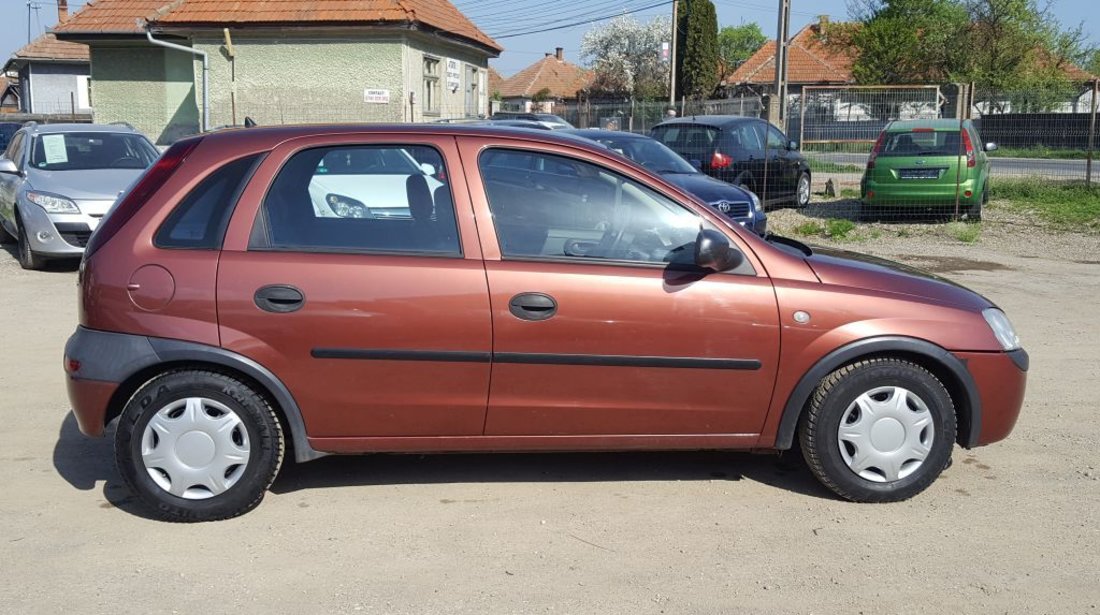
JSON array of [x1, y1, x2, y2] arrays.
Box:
[[16, 216, 46, 270], [115, 370, 285, 522], [799, 358, 956, 502], [795, 173, 811, 208]]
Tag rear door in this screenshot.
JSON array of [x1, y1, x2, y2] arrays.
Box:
[[462, 138, 781, 439], [759, 123, 797, 201], [218, 135, 492, 439]]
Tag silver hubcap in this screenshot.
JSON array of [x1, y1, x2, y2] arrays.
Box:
[[798, 177, 810, 204], [141, 397, 251, 500], [837, 386, 934, 483]]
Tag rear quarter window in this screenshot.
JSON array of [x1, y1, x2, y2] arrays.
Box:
[[154, 153, 264, 249]]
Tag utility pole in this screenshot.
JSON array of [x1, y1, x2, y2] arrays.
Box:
[[771, 0, 791, 130], [669, 0, 679, 108], [27, 1, 32, 44]]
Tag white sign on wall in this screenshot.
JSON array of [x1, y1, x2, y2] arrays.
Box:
[[364, 88, 391, 104], [446, 59, 461, 92]]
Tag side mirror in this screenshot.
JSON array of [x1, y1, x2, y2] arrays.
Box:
[[0, 158, 18, 175], [984, 142, 998, 152], [788, 140, 799, 151], [420, 162, 436, 176], [689, 159, 702, 170], [694, 228, 743, 272]]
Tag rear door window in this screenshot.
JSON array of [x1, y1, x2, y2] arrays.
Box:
[[155, 153, 263, 249], [252, 144, 460, 255], [880, 130, 962, 157]]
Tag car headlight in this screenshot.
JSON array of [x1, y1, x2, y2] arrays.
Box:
[[748, 191, 763, 213], [326, 193, 371, 218], [26, 191, 79, 214], [982, 308, 1020, 351]]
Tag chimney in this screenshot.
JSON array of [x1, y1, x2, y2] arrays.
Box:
[[58, 0, 69, 24], [555, 47, 564, 61], [818, 15, 829, 29]]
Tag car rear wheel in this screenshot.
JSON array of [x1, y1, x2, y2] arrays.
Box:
[[115, 370, 284, 522], [799, 358, 956, 502], [16, 216, 46, 270], [795, 173, 811, 208]]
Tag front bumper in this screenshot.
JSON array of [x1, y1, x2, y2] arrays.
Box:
[[956, 349, 1028, 446], [18, 202, 99, 257]]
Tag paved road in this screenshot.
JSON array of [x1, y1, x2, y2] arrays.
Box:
[[808, 152, 1091, 178]]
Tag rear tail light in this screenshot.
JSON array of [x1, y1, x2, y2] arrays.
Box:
[[84, 137, 203, 258], [711, 151, 732, 169], [867, 132, 887, 170], [961, 129, 976, 168]]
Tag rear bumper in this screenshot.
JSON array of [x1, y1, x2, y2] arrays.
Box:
[[956, 349, 1028, 446], [862, 177, 980, 206]]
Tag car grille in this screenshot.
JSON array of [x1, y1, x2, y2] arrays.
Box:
[[710, 200, 751, 218], [898, 168, 947, 180], [54, 222, 92, 248]]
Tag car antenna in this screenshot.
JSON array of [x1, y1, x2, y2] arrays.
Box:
[[243, 117, 257, 128]]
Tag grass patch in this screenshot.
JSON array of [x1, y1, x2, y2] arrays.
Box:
[[946, 221, 981, 243], [988, 146, 1089, 160], [802, 142, 873, 154], [825, 218, 856, 239], [840, 187, 861, 198], [807, 158, 865, 174], [992, 179, 1100, 231], [793, 221, 825, 236]]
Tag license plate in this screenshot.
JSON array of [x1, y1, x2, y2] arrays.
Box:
[[899, 168, 943, 180]]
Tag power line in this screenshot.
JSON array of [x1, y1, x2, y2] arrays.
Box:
[[493, 0, 674, 39], [473, 0, 662, 30]]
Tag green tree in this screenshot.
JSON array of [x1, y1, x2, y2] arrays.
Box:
[[676, 0, 720, 99], [1088, 49, 1100, 78], [717, 23, 766, 73], [847, 0, 969, 84]]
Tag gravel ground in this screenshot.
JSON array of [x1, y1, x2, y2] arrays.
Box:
[[1, 221, 1098, 614]]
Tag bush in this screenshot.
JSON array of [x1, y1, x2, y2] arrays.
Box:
[[946, 221, 981, 243], [825, 218, 856, 239]]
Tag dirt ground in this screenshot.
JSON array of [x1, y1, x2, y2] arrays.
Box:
[[1, 223, 1098, 615]]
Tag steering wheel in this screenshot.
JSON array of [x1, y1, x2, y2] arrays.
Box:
[[108, 156, 141, 168]]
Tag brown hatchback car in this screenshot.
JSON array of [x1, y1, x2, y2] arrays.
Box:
[[64, 125, 1027, 521]]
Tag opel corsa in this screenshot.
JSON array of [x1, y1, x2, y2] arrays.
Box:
[[64, 125, 1028, 521]]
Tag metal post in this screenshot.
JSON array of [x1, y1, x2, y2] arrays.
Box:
[[799, 86, 807, 152], [669, 0, 678, 107], [772, 0, 790, 130], [1088, 79, 1098, 187]]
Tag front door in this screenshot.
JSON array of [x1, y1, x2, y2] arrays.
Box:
[[466, 143, 781, 437], [218, 137, 491, 438]]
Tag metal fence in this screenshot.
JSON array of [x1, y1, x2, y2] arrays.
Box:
[[555, 96, 764, 133]]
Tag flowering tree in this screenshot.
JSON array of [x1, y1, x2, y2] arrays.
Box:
[[581, 14, 672, 100]]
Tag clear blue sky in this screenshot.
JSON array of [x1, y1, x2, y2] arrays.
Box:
[[2, 0, 1096, 77]]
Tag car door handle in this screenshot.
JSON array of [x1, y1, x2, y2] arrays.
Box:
[[254, 285, 305, 313], [508, 292, 557, 321]]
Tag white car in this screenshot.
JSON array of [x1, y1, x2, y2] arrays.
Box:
[[307, 147, 443, 219]]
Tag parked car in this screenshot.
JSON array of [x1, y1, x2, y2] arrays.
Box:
[[490, 112, 574, 129], [64, 125, 1027, 521], [861, 119, 995, 219], [650, 116, 811, 208], [564, 128, 766, 235], [0, 122, 160, 269], [0, 122, 20, 152]]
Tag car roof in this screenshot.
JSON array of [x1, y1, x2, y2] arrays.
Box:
[[653, 115, 760, 129], [886, 119, 970, 132], [562, 129, 649, 140], [194, 123, 611, 155], [22, 122, 141, 135]]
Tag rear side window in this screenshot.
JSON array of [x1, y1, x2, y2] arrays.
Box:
[[879, 130, 962, 157], [653, 125, 720, 159], [251, 144, 460, 256], [155, 153, 263, 249]]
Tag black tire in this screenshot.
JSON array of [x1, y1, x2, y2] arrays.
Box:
[[967, 182, 988, 221], [115, 370, 285, 522], [0, 221, 15, 245], [798, 358, 956, 503], [16, 217, 46, 270], [794, 172, 811, 208]]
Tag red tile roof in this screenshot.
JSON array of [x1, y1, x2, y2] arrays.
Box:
[[54, 0, 501, 53], [727, 22, 854, 86], [8, 33, 90, 63], [499, 54, 591, 99], [488, 66, 504, 96], [53, 0, 170, 33]]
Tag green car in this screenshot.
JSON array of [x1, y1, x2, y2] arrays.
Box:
[[861, 119, 996, 219]]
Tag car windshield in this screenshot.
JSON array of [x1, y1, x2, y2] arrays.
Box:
[[878, 130, 963, 157], [29, 132, 159, 171], [593, 136, 698, 174], [314, 147, 423, 176]]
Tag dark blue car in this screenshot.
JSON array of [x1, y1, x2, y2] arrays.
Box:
[[563, 129, 767, 236]]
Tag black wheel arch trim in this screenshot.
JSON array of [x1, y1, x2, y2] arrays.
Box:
[[66, 327, 325, 463], [773, 336, 982, 451]]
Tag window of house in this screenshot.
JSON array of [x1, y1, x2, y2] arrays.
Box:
[[423, 57, 441, 115], [252, 144, 459, 256]]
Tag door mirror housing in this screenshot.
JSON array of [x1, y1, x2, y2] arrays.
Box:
[[0, 158, 18, 175], [689, 159, 703, 170], [788, 140, 799, 151], [984, 142, 998, 152], [694, 228, 743, 271]]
